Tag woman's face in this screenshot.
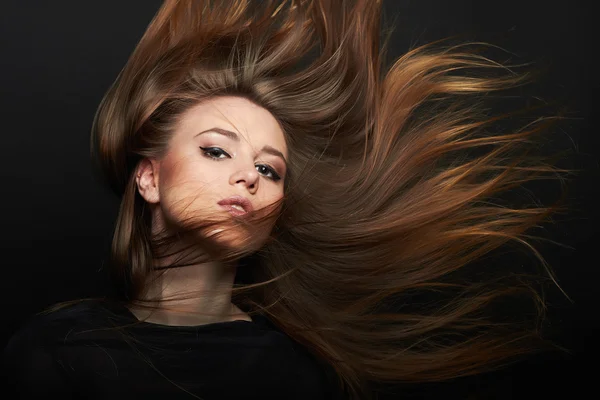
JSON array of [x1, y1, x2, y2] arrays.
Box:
[[139, 96, 288, 250]]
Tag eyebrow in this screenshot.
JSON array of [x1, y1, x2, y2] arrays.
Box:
[[195, 127, 287, 165]]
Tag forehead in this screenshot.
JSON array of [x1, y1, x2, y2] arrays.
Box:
[[177, 96, 288, 156]]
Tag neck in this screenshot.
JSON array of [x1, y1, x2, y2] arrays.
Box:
[[129, 241, 246, 326], [128, 206, 251, 326]]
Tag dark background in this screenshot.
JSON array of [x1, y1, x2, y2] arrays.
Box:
[[1, 1, 597, 398]]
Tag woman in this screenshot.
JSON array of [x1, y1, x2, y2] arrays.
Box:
[[3, 0, 574, 399]]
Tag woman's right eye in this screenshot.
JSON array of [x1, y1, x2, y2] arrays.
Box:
[[200, 146, 230, 160]]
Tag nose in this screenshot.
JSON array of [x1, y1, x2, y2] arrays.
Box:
[[230, 166, 259, 193]]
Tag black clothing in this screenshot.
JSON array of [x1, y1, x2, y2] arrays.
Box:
[[3, 300, 345, 399]]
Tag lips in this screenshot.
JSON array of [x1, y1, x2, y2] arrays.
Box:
[[217, 196, 253, 216]]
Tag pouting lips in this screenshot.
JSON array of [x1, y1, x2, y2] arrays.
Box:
[[217, 195, 253, 216], [219, 204, 249, 216]]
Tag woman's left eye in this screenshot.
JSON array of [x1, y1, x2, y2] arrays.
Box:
[[256, 165, 281, 181]]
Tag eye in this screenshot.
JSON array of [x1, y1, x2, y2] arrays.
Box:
[[256, 164, 282, 182], [200, 146, 230, 160]]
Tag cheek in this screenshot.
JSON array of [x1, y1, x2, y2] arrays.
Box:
[[161, 155, 218, 194], [257, 190, 285, 219], [159, 163, 221, 218], [261, 185, 284, 203]]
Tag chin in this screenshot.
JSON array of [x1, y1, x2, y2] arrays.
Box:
[[205, 224, 268, 253]]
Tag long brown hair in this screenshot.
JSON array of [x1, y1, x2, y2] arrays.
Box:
[[78, 0, 576, 398]]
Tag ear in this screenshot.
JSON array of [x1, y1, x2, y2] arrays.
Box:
[[135, 158, 160, 204]]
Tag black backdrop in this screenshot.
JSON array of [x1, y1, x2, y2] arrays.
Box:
[[1, 1, 597, 398]]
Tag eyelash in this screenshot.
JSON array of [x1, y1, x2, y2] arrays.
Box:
[[199, 146, 282, 181]]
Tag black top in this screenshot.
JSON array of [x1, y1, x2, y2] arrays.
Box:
[[2, 300, 345, 399]]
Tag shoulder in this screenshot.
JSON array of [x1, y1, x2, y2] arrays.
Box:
[[2, 299, 123, 398], [5, 299, 121, 347]]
